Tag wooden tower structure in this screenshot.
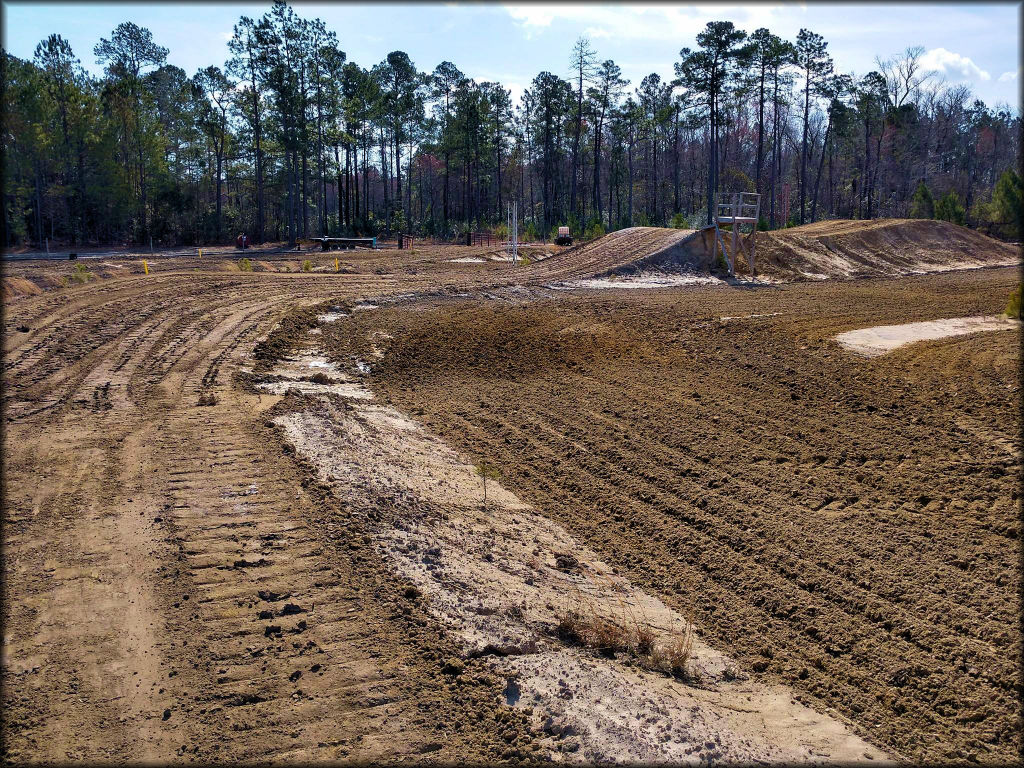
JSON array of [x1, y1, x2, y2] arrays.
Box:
[[713, 192, 761, 277]]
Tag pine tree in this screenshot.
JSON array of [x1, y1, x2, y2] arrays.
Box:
[[935, 189, 966, 226], [992, 170, 1023, 239], [909, 181, 934, 219]]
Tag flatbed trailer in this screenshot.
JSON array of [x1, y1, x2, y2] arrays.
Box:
[[314, 237, 377, 251]]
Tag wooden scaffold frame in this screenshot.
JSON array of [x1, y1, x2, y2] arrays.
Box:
[[713, 192, 761, 278]]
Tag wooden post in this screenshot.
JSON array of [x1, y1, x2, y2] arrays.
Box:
[[730, 193, 738, 275], [750, 193, 760, 278]]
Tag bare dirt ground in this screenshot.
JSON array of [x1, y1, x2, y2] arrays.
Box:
[[2, 220, 1020, 764], [325, 267, 1021, 764]]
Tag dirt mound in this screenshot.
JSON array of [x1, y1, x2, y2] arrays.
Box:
[[2, 277, 45, 301], [538, 227, 701, 280], [753, 219, 1019, 280], [538, 220, 1018, 285]]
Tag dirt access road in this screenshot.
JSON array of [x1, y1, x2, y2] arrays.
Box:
[[2, 223, 1020, 763]]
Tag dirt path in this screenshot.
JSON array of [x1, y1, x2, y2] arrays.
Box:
[[2, 273, 532, 763]]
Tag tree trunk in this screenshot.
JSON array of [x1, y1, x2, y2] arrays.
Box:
[[811, 112, 832, 222], [756, 61, 766, 197], [622, 136, 630, 227], [301, 149, 309, 238], [673, 103, 680, 215], [335, 142, 343, 234]]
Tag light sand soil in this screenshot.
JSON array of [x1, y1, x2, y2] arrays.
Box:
[[269, 384, 889, 763], [326, 266, 1021, 764], [752, 218, 1019, 280], [835, 315, 1020, 356]]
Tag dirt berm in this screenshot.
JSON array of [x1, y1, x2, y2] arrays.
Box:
[[539, 219, 1018, 283], [750, 218, 1019, 280], [537, 227, 705, 280]]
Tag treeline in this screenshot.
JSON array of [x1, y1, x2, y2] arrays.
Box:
[[2, 0, 1021, 247]]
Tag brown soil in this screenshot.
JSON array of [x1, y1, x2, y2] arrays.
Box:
[[1, 270, 535, 763], [2, 221, 1019, 764], [534, 226, 698, 278], [324, 267, 1021, 764]]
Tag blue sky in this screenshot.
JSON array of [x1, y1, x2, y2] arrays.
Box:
[[3, 2, 1020, 109]]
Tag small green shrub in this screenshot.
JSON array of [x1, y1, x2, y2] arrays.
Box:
[[1006, 284, 1021, 319], [70, 262, 92, 284], [584, 217, 605, 241], [238, 257, 253, 272], [474, 460, 501, 509], [909, 181, 935, 219], [301, 259, 312, 272], [671, 212, 686, 229]]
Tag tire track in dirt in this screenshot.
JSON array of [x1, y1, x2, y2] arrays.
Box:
[[2, 270, 537, 763], [3, 244, 1017, 762]]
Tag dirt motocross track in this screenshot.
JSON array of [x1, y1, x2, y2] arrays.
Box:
[[1, 219, 1020, 764]]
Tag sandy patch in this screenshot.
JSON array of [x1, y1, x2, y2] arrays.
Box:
[[257, 379, 372, 398], [317, 310, 349, 323], [720, 312, 783, 323], [448, 257, 488, 264], [835, 315, 1020, 357], [557, 273, 722, 290], [269, 352, 343, 378], [255, 351, 372, 399]]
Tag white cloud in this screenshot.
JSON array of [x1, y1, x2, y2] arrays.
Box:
[[998, 69, 1018, 83], [503, 4, 789, 43], [920, 47, 990, 82]]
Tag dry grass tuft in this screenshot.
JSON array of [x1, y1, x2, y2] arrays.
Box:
[[554, 581, 694, 678], [587, 616, 629, 656], [556, 607, 586, 644], [633, 623, 656, 656], [650, 625, 694, 679]]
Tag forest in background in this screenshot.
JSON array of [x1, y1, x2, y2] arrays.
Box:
[[2, 0, 1021, 248]]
